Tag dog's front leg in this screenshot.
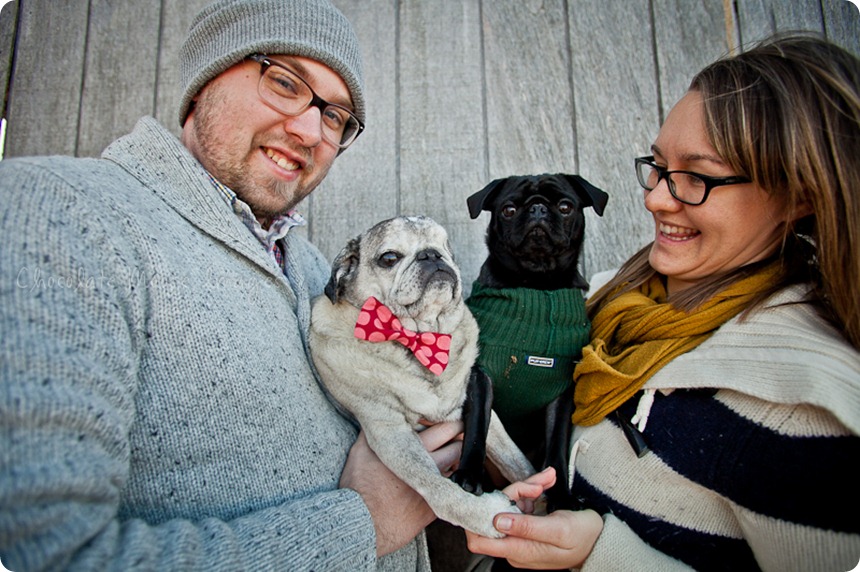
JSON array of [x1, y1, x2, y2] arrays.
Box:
[[485, 412, 535, 484], [450, 365, 493, 495], [362, 420, 519, 538], [543, 385, 576, 511]]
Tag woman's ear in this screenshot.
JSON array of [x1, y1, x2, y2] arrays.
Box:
[[789, 199, 814, 223]]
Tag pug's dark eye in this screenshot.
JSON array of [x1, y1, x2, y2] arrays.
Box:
[[501, 205, 517, 218], [377, 251, 401, 268], [558, 200, 574, 215]]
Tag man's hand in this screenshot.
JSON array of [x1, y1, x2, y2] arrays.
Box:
[[340, 422, 464, 557]]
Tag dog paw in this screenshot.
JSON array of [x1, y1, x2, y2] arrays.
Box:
[[467, 491, 521, 539], [450, 468, 483, 495]]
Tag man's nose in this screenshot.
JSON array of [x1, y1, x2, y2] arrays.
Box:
[[283, 106, 323, 147]]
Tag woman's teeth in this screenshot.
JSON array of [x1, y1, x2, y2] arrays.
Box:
[[265, 148, 299, 171], [660, 223, 699, 241]]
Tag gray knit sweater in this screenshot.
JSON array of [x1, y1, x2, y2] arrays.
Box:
[[0, 117, 429, 571]]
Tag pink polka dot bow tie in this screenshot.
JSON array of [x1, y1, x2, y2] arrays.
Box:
[[354, 296, 452, 376]]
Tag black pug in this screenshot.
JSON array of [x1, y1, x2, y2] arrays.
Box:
[[465, 173, 608, 511]]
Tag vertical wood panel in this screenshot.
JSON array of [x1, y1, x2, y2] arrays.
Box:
[[76, 0, 161, 157], [4, 0, 89, 157], [822, 0, 860, 55], [0, 0, 18, 120], [309, 0, 399, 259], [483, 0, 576, 175], [154, 0, 211, 137], [568, 0, 660, 278], [737, 0, 824, 46], [653, 0, 735, 113], [398, 0, 487, 288]]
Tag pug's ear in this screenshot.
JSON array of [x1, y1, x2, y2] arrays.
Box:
[[324, 236, 361, 303], [563, 174, 609, 216], [467, 177, 511, 219]]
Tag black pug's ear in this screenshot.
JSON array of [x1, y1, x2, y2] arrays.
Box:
[[324, 236, 361, 304], [466, 177, 512, 219], [562, 174, 609, 216]]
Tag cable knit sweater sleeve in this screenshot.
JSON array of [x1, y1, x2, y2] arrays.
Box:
[[0, 118, 426, 571]]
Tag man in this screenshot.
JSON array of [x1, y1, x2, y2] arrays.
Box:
[[0, 0, 457, 569]]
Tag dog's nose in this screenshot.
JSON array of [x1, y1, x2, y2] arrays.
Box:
[[529, 203, 548, 217], [417, 249, 452, 274], [416, 249, 442, 262]]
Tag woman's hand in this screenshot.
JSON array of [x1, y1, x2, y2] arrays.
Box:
[[465, 467, 604, 570]]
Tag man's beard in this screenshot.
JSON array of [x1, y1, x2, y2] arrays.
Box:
[[190, 85, 327, 220]]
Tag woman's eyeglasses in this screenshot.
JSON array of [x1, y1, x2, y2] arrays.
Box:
[[634, 156, 750, 205]]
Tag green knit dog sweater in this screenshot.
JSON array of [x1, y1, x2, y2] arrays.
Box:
[[465, 282, 590, 445]]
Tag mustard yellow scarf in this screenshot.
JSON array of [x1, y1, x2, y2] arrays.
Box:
[[572, 265, 780, 426]]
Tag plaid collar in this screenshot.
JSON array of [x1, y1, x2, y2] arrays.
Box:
[[207, 174, 306, 267]]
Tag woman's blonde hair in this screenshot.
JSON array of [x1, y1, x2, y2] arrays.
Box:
[[589, 34, 860, 350]]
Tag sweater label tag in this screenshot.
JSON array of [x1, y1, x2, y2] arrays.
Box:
[[527, 356, 555, 368]]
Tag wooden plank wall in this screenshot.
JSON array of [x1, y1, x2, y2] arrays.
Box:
[[2, 0, 858, 291]]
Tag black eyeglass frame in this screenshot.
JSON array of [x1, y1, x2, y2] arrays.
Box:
[[634, 155, 751, 206], [248, 54, 365, 149]]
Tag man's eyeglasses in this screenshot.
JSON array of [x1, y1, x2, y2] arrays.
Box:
[[634, 156, 750, 206], [249, 54, 364, 149]]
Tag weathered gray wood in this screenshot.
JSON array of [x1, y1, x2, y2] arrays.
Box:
[[0, 0, 18, 125], [483, 0, 576, 175], [654, 0, 737, 115], [823, 0, 860, 55], [308, 0, 400, 257], [737, 0, 825, 46], [568, 0, 663, 277], [4, 0, 88, 157], [2, 0, 856, 280], [155, 0, 211, 136], [396, 0, 487, 289], [75, 0, 161, 157]]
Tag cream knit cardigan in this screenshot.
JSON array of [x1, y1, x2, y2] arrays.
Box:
[[574, 284, 860, 571]]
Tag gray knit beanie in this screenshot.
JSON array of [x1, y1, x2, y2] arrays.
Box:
[[179, 0, 365, 127]]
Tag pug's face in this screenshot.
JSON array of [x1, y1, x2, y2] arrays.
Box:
[[467, 174, 608, 290], [325, 216, 463, 331], [487, 177, 586, 272]]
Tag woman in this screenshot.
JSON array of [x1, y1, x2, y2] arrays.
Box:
[[466, 34, 860, 571]]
